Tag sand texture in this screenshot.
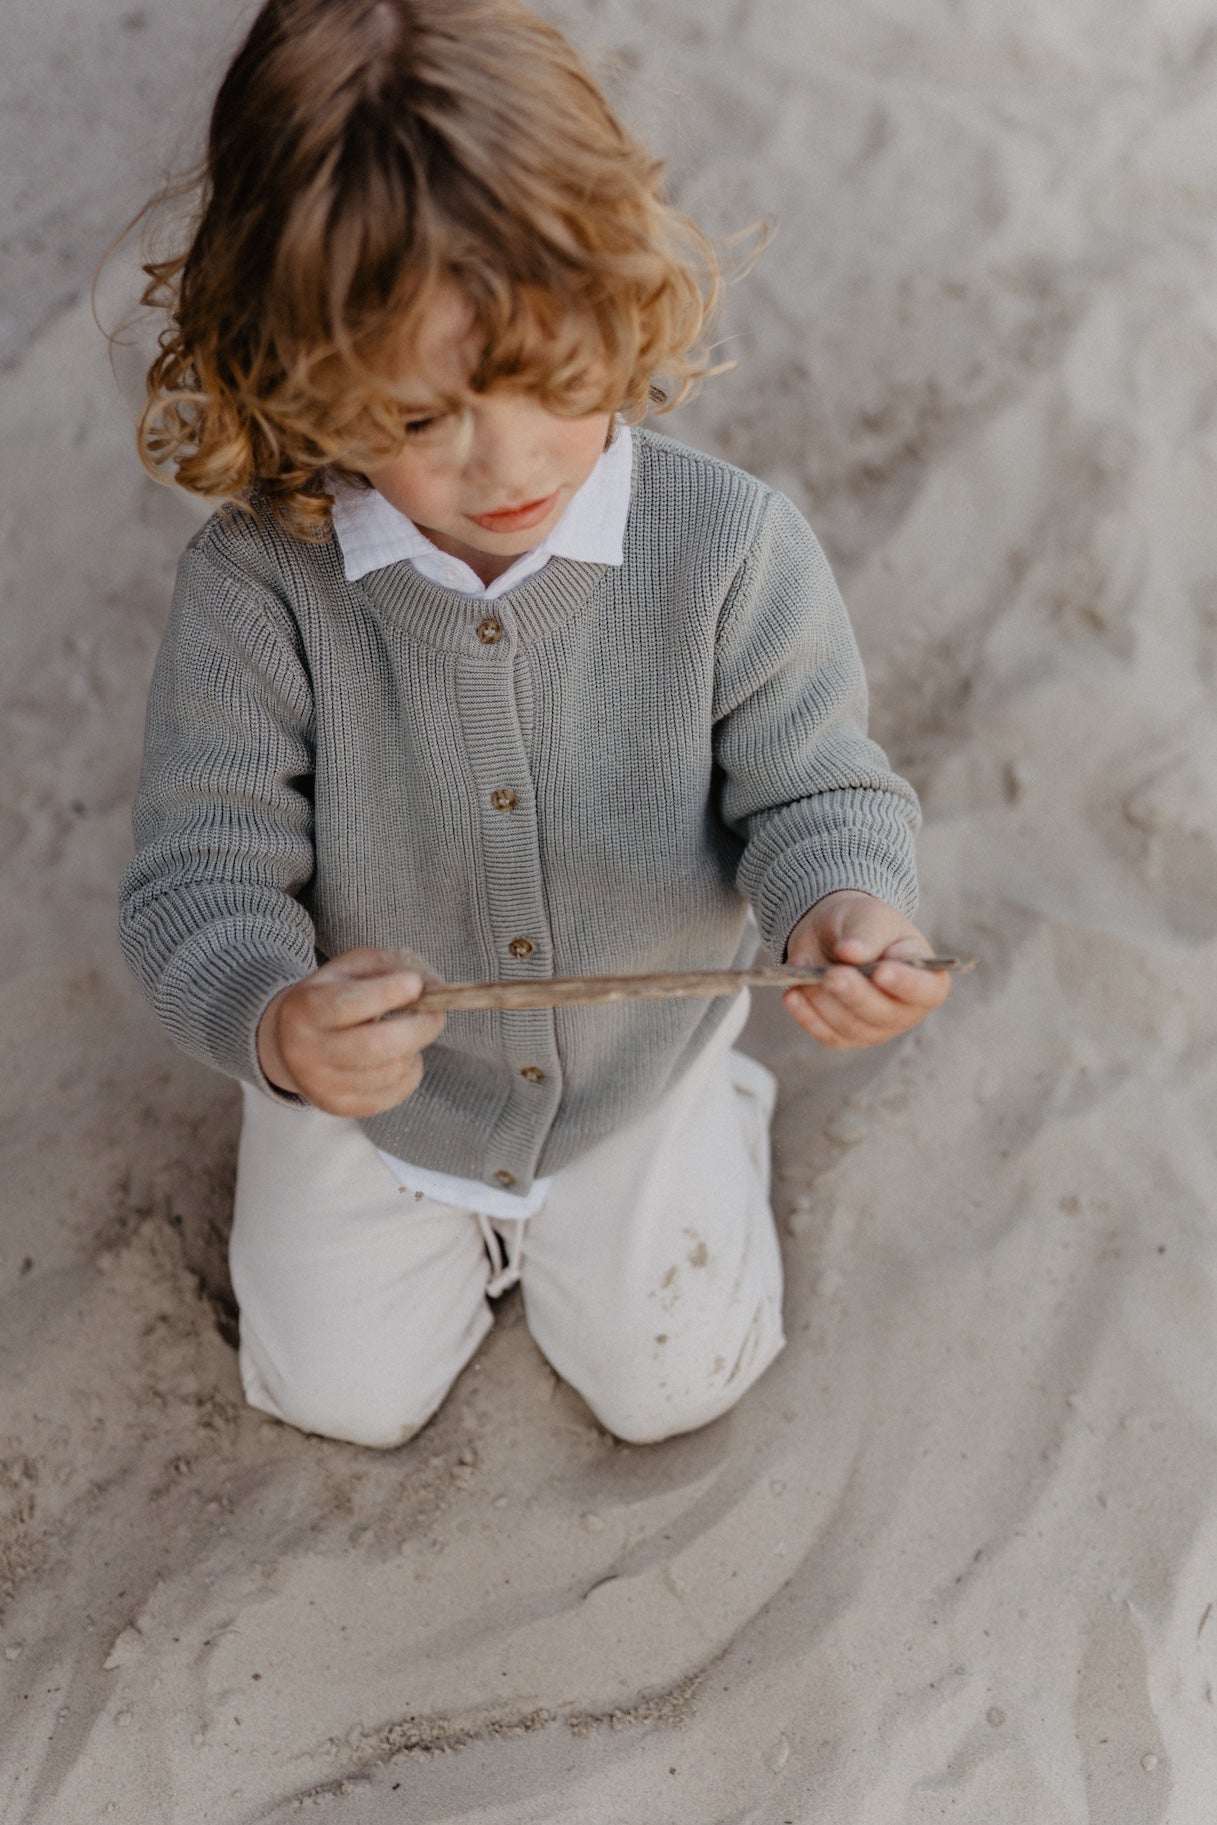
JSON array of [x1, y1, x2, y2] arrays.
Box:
[[4, 1, 1217, 1819]]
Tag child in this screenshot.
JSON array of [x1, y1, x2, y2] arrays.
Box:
[[119, 0, 949, 1451]]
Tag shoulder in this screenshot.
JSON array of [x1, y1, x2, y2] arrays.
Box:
[[164, 500, 345, 682], [181, 496, 346, 607], [630, 424, 773, 521], [628, 427, 812, 570], [627, 423, 828, 580]]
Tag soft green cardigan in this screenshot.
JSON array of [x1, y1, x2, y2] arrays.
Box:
[[120, 428, 920, 1193]]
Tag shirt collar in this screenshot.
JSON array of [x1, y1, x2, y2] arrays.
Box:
[[329, 422, 632, 589]]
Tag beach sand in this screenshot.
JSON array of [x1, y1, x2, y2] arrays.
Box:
[[3, 1, 1216, 1819]]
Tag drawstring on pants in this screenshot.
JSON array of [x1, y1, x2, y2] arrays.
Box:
[[476, 1211, 526, 1298]]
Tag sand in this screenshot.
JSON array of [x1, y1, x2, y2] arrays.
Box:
[[3, 0, 1217, 1819]]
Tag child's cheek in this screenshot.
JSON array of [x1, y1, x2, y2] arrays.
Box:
[[367, 457, 451, 529]]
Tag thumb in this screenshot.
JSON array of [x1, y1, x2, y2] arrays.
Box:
[[315, 946, 442, 987], [790, 892, 885, 967], [309, 947, 446, 1027], [785, 921, 831, 968], [879, 933, 934, 963]]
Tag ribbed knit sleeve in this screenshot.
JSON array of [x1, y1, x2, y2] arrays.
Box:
[[118, 527, 319, 1093], [712, 489, 921, 958]]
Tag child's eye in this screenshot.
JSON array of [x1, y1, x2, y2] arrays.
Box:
[[403, 414, 448, 439]]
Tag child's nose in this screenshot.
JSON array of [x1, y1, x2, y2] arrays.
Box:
[[466, 398, 546, 490]]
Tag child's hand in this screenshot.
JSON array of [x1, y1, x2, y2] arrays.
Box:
[[782, 891, 951, 1050], [256, 948, 445, 1116]]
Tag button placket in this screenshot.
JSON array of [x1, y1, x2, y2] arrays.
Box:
[[350, 561, 621, 1190], [455, 603, 561, 1190]]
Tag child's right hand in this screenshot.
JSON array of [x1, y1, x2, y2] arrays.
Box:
[[256, 948, 445, 1116]]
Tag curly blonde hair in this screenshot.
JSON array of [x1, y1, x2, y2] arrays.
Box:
[[138, 0, 727, 538]]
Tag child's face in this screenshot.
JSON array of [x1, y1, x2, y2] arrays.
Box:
[[363, 290, 613, 585]]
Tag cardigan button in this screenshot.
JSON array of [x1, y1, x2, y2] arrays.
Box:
[[491, 788, 517, 811], [476, 617, 504, 644], [520, 1065, 545, 1083], [492, 1168, 517, 1189], [508, 936, 534, 959]]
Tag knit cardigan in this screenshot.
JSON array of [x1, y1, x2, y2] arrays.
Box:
[[120, 427, 920, 1192]]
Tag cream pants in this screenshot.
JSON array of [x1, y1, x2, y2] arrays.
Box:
[[229, 996, 785, 1448]]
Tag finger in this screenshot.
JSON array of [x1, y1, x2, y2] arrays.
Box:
[[867, 957, 953, 1007], [313, 1011, 445, 1072], [783, 987, 855, 1049], [318, 946, 438, 983], [816, 897, 899, 959], [300, 961, 435, 1031], [806, 989, 894, 1046], [881, 936, 934, 961], [786, 931, 830, 971], [309, 1066, 425, 1120], [783, 984, 894, 1049], [788, 891, 920, 969], [822, 921, 925, 964], [816, 963, 916, 1030], [787, 970, 920, 1047], [308, 1044, 426, 1105], [827, 934, 878, 966]]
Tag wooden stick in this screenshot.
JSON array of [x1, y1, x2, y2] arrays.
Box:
[[388, 955, 975, 1016]]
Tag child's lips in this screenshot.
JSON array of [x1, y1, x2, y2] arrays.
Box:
[[466, 490, 560, 533]]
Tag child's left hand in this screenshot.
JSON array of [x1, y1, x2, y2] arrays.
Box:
[[783, 890, 951, 1050]]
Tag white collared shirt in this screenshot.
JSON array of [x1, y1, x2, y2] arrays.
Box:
[[329, 422, 633, 595], [331, 425, 633, 1219]]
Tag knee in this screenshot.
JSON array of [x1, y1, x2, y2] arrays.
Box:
[[578, 1368, 745, 1445], [572, 1299, 786, 1445], [271, 1386, 430, 1451], [238, 1339, 451, 1450], [581, 1380, 711, 1446]]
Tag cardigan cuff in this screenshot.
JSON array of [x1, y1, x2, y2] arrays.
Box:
[[154, 926, 314, 1103], [755, 841, 920, 963]]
